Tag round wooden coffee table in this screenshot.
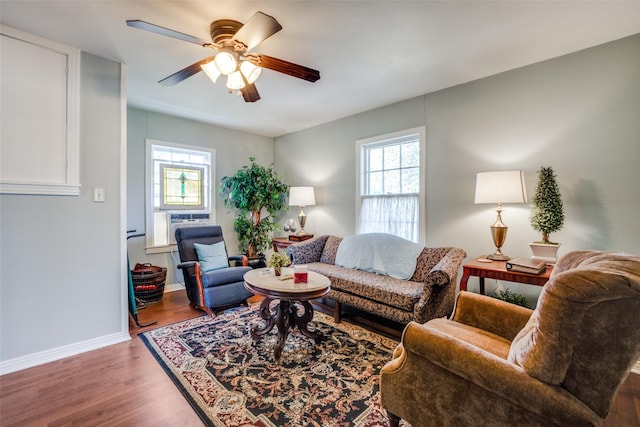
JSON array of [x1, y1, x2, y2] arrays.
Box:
[[243, 268, 330, 361]]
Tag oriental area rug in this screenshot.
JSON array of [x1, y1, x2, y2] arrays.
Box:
[[141, 305, 408, 427]]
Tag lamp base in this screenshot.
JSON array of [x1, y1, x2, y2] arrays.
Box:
[[487, 252, 511, 261], [488, 216, 509, 261], [297, 207, 307, 236]]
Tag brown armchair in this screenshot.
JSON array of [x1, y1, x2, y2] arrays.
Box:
[[380, 250, 640, 426]]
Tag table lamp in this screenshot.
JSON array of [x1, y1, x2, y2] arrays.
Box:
[[474, 171, 527, 260], [289, 186, 316, 235]]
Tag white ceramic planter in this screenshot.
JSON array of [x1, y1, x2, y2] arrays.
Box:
[[529, 242, 561, 264]]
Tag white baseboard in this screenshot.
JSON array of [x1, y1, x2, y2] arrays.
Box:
[[632, 358, 640, 375], [165, 283, 185, 292], [0, 331, 131, 376], [1, 284, 186, 376]]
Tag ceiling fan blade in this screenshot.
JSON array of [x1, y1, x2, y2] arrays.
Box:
[[126, 20, 212, 47], [232, 11, 282, 51], [159, 56, 214, 86], [241, 83, 261, 103], [257, 55, 320, 82]]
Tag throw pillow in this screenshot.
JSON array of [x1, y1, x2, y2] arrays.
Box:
[[320, 235, 342, 265], [194, 241, 229, 273]]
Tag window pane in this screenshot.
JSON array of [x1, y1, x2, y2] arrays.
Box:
[[152, 212, 168, 246], [384, 144, 400, 170], [160, 165, 204, 210], [369, 147, 383, 172], [402, 167, 419, 193], [368, 171, 383, 195], [383, 169, 400, 194], [155, 151, 171, 161], [188, 154, 206, 164], [358, 195, 419, 242], [402, 141, 420, 167], [357, 129, 423, 243], [171, 152, 191, 163]]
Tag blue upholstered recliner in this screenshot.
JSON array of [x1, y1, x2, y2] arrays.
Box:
[[175, 225, 253, 316]]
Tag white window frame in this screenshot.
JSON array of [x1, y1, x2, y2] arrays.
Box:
[[145, 139, 215, 254], [355, 127, 426, 244]]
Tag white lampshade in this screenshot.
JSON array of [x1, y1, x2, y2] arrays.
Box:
[[226, 71, 246, 90], [201, 60, 221, 83], [474, 171, 527, 204], [289, 186, 316, 207], [240, 61, 262, 84], [214, 51, 237, 75]]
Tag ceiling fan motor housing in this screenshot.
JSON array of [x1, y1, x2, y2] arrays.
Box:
[[210, 19, 243, 46]]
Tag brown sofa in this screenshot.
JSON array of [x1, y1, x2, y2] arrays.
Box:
[[287, 235, 466, 324], [380, 250, 640, 426]]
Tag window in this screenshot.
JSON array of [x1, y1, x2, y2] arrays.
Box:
[[159, 164, 205, 210], [356, 127, 425, 243], [146, 140, 215, 252]]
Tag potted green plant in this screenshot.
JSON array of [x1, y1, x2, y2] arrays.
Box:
[[220, 157, 289, 260], [267, 252, 291, 276], [529, 166, 565, 263], [492, 288, 531, 308]]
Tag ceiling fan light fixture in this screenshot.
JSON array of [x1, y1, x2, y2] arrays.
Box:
[[240, 61, 262, 84], [226, 71, 246, 90], [127, 12, 320, 103], [214, 50, 237, 75], [201, 60, 221, 83]]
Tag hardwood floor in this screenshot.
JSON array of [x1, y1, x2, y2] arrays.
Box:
[[0, 291, 204, 427], [1, 290, 638, 426]]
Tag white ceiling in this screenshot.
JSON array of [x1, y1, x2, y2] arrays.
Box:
[[2, 1, 639, 138]]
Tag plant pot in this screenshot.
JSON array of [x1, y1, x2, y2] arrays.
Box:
[[529, 242, 561, 264], [247, 256, 267, 269], [273, 267, 282, 277]]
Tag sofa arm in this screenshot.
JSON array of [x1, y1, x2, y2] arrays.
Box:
[[286, 235, 329, 264], [410, 248, 466, 323], [381, 322, 598, 425], [425, 247, 467, 286], [451, 291, 533, 341]]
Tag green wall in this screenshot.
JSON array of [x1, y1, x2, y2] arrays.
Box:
[[275, 34, 640, 301], [1, 53, 125, 365], [3, 31, 638, 371], [126, 108, 274, 286]]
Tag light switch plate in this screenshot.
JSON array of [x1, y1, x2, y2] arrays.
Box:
[[93, 187, 105, 202]]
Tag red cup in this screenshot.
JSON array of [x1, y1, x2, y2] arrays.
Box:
[[294, 267, 308, 283]]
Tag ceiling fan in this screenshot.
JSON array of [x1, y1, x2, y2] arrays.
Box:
[[126, 11, 320, 103]]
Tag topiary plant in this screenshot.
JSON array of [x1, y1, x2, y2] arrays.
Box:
[[530, 166, 565, 244], [220, 157, 288, 258]]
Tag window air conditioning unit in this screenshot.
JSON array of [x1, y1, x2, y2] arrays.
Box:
[[168, 213, 211, 244]]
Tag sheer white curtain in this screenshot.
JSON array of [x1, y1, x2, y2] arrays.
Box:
[[358, 194, 419, 242]]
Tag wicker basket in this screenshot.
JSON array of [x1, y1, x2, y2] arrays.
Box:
[[131, 264, 167, 303]]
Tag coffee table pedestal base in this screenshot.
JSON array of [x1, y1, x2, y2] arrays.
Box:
[[250, 298, 323, 361]]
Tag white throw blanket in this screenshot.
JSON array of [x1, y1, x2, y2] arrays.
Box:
[[335, 233, 424, 279]]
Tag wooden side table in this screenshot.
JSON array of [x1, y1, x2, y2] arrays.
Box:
[[272, 235, 314, 253], [460, 257, 553, 295]]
